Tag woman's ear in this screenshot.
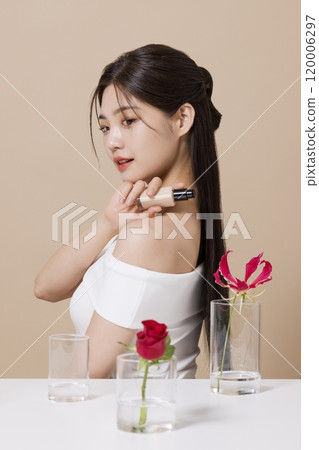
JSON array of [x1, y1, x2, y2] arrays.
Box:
[[174, 103, 195, 137]]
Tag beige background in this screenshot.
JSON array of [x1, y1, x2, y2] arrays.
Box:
[[0, 0, 300, 379]]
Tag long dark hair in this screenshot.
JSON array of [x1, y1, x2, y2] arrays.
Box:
[[89, 44, 227, 343]]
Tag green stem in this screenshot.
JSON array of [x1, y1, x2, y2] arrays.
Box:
[[138, 361, 150, 426], [217, 295, 237, 392]]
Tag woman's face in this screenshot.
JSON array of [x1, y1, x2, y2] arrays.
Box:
[[98, 84, 184, 184]]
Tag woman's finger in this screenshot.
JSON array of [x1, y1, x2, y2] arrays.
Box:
[[147, 205, 163, 217], [117, 181, 134, 203], [146, 177, 162, 196], [173, 182, 186, 190], [125, 180, 148, 206]]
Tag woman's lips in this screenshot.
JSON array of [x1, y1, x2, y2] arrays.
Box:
[[115, 158, 134, 171]]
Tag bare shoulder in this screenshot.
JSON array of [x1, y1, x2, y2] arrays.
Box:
[[113, 213, 200, 274]]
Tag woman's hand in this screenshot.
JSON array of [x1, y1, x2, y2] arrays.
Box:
[[103, 177, 165, 233]]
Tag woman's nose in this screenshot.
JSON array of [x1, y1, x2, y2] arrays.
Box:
[[106, 127, 124, 152]]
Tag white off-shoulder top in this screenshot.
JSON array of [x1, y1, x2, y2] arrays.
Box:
[[70, 236, 204, 378]]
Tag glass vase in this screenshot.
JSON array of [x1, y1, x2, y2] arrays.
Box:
[[48, 334, 89, 401], [210, 300, 261, 394], [116, 353, 177, 433]]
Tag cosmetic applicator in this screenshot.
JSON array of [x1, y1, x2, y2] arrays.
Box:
[[136, 186, 195, 210]]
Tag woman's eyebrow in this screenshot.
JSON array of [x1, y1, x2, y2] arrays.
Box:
[[98, 106, 140, 120]]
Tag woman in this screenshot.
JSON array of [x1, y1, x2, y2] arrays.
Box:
[[34, 44, 226, 378]]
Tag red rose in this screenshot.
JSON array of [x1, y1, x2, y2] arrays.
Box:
[[136, 320, 168, 360]]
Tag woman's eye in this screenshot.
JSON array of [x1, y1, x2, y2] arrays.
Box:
[[123, 118, 136, 126], [99, 125, 109, 133]]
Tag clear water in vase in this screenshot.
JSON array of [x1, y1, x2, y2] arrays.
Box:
[[48, 380, 89, 401], [117, 397, 176, 433], [210, 370, 261, 395]]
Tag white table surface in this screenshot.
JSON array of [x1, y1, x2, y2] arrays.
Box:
[[0, 379, 300, 450]]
